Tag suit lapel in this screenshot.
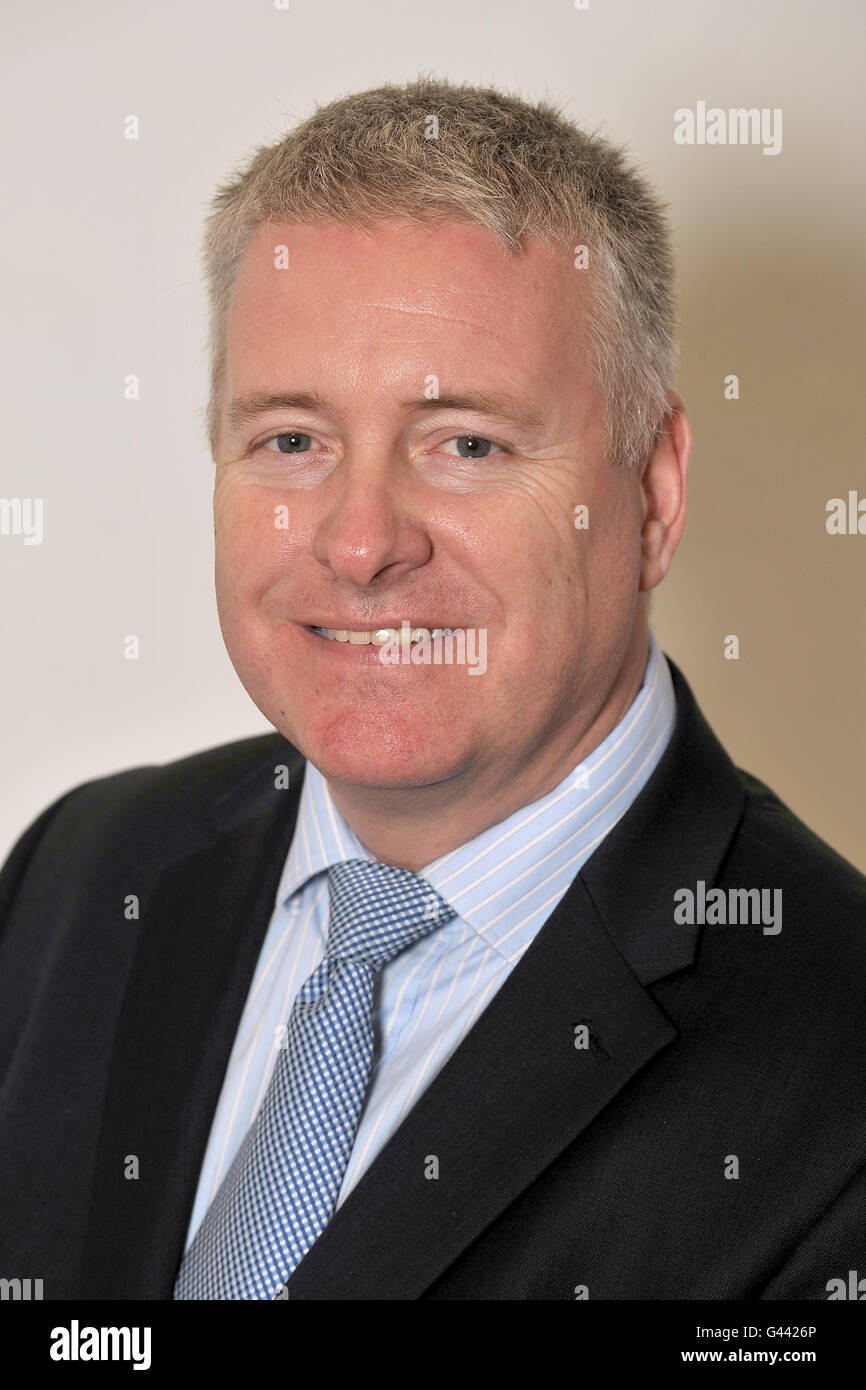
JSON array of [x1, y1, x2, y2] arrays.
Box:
[[286, 874, 677, 1299], [580, 657, 747, 984], [285, 657, 747, 1298], [79, 736, 305, 1298]]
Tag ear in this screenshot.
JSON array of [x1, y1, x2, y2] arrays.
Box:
[[638, 390, 691, 593]]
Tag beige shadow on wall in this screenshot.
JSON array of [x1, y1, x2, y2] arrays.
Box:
[[652, 175, 865, 873]]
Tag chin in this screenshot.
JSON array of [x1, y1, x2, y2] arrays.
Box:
[[287, 704, 469, 791]]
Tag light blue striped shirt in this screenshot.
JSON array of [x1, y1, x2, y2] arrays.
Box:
[[185, 628, 676, 1249]]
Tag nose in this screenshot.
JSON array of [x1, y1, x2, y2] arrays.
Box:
[[312, 454, 432, 587]]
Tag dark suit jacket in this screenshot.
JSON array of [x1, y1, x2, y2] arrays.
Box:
[[1, 656, 865, 1300]]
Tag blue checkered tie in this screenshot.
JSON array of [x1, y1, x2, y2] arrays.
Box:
[[173, 857, 456, 1300]]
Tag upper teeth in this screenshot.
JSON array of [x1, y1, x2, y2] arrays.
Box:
[[313, 627, 458, 645]]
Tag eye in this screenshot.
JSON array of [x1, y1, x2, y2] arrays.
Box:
[[261, 431, 317, 455], [439, 435, 503, 459]]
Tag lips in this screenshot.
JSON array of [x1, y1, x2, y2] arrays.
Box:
[[308, 625, 461, 646]]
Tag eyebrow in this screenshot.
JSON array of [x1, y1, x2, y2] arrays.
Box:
[[225, 389, 544, 434]]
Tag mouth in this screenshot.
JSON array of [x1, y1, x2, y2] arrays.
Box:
[[307, 625, 462, 646]]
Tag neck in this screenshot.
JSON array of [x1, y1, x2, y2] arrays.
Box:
[[326, 621, 651, 873]]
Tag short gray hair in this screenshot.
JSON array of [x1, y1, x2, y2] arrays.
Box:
[[202, 75, 678, 468]]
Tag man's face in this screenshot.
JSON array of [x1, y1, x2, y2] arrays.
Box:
[[214, 217, 646, 792]]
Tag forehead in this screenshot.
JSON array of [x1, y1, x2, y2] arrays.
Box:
[[224, 217, 593, 407]]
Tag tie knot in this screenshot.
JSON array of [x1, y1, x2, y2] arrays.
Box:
[[325, 858, 456, 971]]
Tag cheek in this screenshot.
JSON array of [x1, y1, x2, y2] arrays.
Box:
[[586, 491, 644, 596], [214, 483, 289, 608], [500, 509, 589, 629], [496, 491, 639, 673]]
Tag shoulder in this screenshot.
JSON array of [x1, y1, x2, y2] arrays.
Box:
[[0, 730, 302, 905], [664, 654, 866, 927], [732, 764, 866, 926]]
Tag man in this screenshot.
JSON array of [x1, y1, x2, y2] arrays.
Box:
[[1, 77, 864, 1301]]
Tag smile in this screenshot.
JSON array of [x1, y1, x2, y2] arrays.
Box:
[[309, 626, 461, 645]]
